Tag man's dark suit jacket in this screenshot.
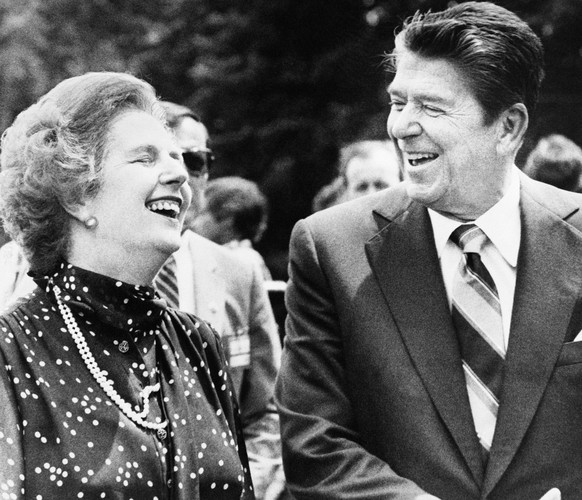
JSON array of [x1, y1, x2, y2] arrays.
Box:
[[275, 173, 582, 499]]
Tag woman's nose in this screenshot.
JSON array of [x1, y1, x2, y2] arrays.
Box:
[[159, 153, 188, 187]]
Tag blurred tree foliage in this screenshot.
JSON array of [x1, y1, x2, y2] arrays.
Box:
[[0, 0, 581, 275]]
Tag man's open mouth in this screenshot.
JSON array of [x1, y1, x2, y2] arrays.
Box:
[[407, 153, 439, 167]]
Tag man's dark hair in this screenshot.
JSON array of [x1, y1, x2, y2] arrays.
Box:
[[387, 1, 545, 124], [160, 101, 201, 129]]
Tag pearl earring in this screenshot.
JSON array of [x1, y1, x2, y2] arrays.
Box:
[[84, 216, 98, 229]]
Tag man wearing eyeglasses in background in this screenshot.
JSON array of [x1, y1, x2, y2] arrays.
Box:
[[157, 102, 286, 500]]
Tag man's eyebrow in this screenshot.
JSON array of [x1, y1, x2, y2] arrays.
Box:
[[387, 87, 452, 106], [387, 84, 399, 95]]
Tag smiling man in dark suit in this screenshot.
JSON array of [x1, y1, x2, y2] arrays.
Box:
[[275, 3, 582, 499]]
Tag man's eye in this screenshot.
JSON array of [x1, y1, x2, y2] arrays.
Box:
[[422, 105, 444, 116], [388, 100, 405, 111]]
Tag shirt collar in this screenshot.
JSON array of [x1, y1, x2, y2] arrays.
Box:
[[428, 167, 521, 267]]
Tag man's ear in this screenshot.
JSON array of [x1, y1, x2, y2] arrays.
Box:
[[497, 103, 528, 156]]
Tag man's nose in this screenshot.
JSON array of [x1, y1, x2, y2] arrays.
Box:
[[388, 104, 422, 140]]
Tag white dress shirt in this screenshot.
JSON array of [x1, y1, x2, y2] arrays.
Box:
[[428, 168, 521, 349]]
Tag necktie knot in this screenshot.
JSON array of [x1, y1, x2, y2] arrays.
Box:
[[450, 224, 487, 254]]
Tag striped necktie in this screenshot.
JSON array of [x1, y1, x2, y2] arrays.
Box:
[[155, 254, 180, 309], [450, 224, 505, 462]]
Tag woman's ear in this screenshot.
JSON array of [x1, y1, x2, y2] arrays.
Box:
[[62, 200, 92, 226], [497, 103, 529, 156]]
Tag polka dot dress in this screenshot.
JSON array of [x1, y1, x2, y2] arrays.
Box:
[[0, 263, 254, 499]]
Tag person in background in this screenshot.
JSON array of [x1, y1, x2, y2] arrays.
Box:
[[0, 226, 8, 248], [0, 239, 36, 311], [522, 133, 582, 192], [192, 176, 272, 281], [340, 139, 402, 201], [276, 2, 579, 499], [0, 71, 253, 498], [311, 176, 346, 212], [311, 139, 402, 212], [158, 102, 285, 500]]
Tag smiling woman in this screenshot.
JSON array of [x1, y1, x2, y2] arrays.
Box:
[[0, 72, 255, 499], [67, 110, 191, 283]]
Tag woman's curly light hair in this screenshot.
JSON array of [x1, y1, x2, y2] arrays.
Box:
[[0, 72, 164, 276]]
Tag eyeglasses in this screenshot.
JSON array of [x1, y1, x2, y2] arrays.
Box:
[[182, 148, 215, 177]]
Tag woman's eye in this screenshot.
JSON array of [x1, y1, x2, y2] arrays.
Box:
[[132, 155, 154, 164]]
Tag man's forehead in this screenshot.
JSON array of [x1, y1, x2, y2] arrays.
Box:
[[388, 55, 470, 103], [173, 118, 208, 149]]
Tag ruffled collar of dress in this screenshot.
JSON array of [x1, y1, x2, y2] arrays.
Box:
[[36, 262, 167, 333]]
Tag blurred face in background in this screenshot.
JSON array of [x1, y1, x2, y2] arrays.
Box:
[[343, 146, 402, 201], [171, 116, 210, 230], [191, 210, 232, 245]]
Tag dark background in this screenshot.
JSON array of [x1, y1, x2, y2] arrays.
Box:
[[1, 0, 580, 278]]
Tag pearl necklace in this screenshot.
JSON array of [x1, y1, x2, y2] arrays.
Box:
[[53, 284, 169, 438]]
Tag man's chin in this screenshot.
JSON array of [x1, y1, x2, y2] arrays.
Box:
[[405, 181, 439, 207]]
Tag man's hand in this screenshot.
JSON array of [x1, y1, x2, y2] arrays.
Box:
[[539, 488, 561, 500]]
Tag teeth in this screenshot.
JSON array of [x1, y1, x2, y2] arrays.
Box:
[[407, 153, 438, 166], [146, 200, 180, 218], [408, 153, 437, 160]]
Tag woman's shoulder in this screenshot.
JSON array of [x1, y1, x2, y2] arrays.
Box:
[[0, 290, 53, 363], [168, 308, 222, 349], [0, 288, 45, 321], [166, 309, 232, 384], [2, 289, 51, 322]]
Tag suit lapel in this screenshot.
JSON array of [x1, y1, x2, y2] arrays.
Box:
[[365, 201, 485, 486], [483, 186, 582, 495]]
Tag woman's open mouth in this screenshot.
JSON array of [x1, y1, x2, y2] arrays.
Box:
[[145, 198, 182, 219]]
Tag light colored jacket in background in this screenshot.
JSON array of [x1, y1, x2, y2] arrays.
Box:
[[0, 241, 36, 312], [175, 229, 285, 500]]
